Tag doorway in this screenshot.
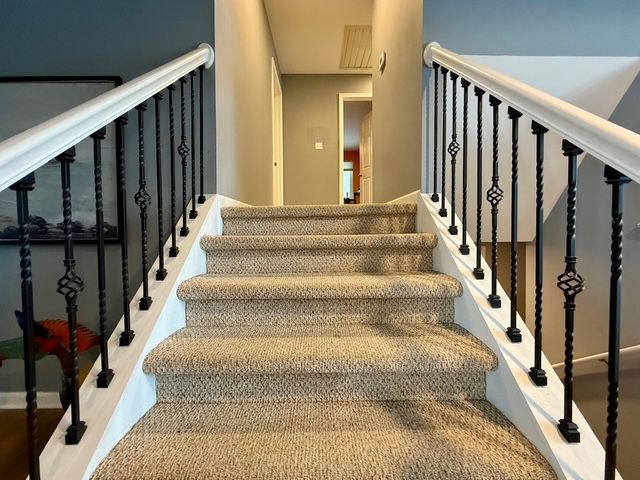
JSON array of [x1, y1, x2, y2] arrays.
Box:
[[271, 58, 284, 206], [339, 93, 372, 204]]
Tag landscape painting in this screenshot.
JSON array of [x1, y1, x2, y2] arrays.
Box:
[[0, 77, 121, 242]]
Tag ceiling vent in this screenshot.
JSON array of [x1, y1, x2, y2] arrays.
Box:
[[339, 25, 372, 70]]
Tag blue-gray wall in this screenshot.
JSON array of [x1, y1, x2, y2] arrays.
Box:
[[0, 0, 215, 392]]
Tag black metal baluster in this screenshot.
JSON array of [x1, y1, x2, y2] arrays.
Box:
[[459, 79, 470, 254], [439, 67, 448, 217], [198, 65, 206, 204], [506, 108, 522, 342], [448, 72, 460, 234], [557, 140, 585, 442], [486, 96, 503, 308], [431, 63, 440, 202], [473, 87, 485, 279], [91, 128, 114, 388], [178, 77, 189, 237], [135, 103, 152, 310], [604, 165, 629, 479], [116, 115, 134, 346], [154, 93, 167, 281], [529, 121, 549, 386], [56, 147, 86, 445], [189, 71, 198, 219], [10, 173, 40, 479], [167, 85, 179, 257]]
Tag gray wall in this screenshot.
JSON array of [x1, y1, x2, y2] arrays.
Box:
[[372, 0, 424, 202], [0, 0, 215, 392], [215, 0, 279, 206], [282, 74, 372, 205]]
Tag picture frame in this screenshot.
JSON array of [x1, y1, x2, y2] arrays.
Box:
[[0, 76, 124, 243]]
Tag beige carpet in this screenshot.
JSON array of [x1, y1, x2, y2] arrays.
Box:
[[93, 204, 556, 479]]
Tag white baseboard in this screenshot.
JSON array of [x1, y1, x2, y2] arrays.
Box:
[[0, 391, 61, 409]]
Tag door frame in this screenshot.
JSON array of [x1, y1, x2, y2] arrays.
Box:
[[271, 57, 284, 205], [338, 92, 372, 205]]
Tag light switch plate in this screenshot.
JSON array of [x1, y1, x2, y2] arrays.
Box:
[[315, 142, 324, 150]]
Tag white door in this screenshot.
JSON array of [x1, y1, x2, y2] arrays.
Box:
[[359, 111, 373, 204], [271, 59, 284, 205]]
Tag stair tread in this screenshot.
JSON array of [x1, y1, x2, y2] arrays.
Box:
[[178, 272, 463, 300], [92, 399, 555, 480], [144, 323, 496, 375], [202, 232, 437, 251], [221, 203, 417, 219]]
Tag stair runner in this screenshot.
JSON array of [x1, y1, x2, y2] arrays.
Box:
[[93, 203, 555, 479]]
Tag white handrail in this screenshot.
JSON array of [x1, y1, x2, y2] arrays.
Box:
[[423, 42, 640, 184], [0, 43, 214, 193], [551, 344, 640, 369]]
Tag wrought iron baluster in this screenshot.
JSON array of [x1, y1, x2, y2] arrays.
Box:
[[448, 72, 460, 235], [178, 77, 190, 237], [198, 65, 206, 204], [473, 87, 485, 279], [459, 79, 470, 254], [168, 84, 179, 257], [91, 127, 114, 387], [56, 147, 87, 444], [10, 173, 40, 478], [135, 103, 153, 310], [529, 121, 549, 386], [439, 67, 448, 217], [486, 95, 503, 308], [557, 140, 585, 442], [431, 63, 440, 202], [506, 108, 522, 342], [604, 165, 630, 479], [153, 93, 167, 281], [189, 71, 198, 219], [116, 115, 134, 346]]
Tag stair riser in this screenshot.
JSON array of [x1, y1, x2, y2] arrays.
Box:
[[222, 215, 416, 236], [205, 249, 433, 275], [153, 371, 487, 403], [185, 298, 455, 327]]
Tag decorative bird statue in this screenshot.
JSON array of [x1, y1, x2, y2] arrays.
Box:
[[0, 311, 100, 408]]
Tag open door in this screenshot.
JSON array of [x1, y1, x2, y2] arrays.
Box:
[[359, 111, 372, 204], [271, 58, 284, 205]]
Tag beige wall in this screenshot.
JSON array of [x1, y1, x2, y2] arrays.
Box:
[[371, 0, 424, 202], [215, 0, 279, 205], [282, 74, 372, 205]]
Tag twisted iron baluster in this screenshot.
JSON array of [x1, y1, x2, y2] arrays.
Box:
[[473, 87, 485, 279], [459, 79, 470, 254], [603, 165, 629, 479], [448, 72, 460, 235], [154, 93, 167, 280], [168, 84, 179, 257], [91, 127, 114, 387], [189, 71, 198, 219], [529, 121, 549, 386], [10, 173, 40, 478], [56, 147, 87, 444], [431, 63, 440, 202], [439, 67, 448, 217], [198, 65, 206, 203], [135, 103, 153, 310], [116, 115, 134, 346], [486, 95, 503, 308], [506, 107, 522, 342], [178, 77, 190, 236]]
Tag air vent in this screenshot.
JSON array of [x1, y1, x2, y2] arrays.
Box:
[[339, 25, 372, 70]]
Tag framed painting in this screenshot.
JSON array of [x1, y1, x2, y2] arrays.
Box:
[[0, 76, 123, 243]]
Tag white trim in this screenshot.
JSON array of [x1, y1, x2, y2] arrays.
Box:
[[0, 44, 214, 193], [552, 344, 640, 369], [0, 391, 60, 409], [423, 42, 640, 184], [271, 58, 284, 206], [338, 92, 372, 205]]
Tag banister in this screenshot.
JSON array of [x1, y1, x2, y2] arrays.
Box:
[[551, 344, 640, 369], [423, 42, 640, 184], [0, 43, 214, 193]]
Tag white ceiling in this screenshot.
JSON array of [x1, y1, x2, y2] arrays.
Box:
[[264, 0, 373, 74], [344, 100, 372, 149]]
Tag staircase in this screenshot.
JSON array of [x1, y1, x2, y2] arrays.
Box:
[[92, 203, 554, 479]]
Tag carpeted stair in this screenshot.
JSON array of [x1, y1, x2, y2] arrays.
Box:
[[93, 203, 555, 479]]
